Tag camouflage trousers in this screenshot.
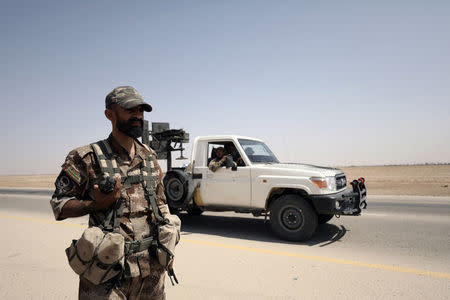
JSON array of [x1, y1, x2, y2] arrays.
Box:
[[78, 262, 166, 300]]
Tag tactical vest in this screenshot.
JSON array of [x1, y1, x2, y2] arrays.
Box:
[[90, 139, 166, 232], [65, 139, 180, 285]]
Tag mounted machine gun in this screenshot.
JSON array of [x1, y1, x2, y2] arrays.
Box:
[[142, 121, 189, 171]]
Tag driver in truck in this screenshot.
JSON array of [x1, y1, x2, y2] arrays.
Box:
[[208, 147, 237, 172]]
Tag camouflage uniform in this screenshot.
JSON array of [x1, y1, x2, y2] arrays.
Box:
[[50, 134, 169, 299], [208, 157, 224, 172]]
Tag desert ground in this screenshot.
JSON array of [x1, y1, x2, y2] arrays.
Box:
[[1, 165, 449, 299], [0, 164, 449, 196], [341, 165, 450, 196]]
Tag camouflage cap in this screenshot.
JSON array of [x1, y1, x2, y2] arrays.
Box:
[[105, 86, 152, 112]]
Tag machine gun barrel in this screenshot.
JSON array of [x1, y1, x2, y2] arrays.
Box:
[[152, 129, 186, 142]]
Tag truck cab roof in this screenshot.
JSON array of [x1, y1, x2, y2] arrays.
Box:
[[194, 135, 263, 143]]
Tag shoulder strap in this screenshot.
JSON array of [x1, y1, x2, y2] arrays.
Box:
[[91, 140, 121, 177], [142, 155, 166, 224], [90, 140, 123, 232]]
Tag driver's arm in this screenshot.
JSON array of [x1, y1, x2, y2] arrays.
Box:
[[208, 157, 226, 172]]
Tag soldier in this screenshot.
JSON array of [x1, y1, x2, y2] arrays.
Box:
[[224, 143, 245, 166], [50, 86, 178, 299], [208, 147, 237, 172]]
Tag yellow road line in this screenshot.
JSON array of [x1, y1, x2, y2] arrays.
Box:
[[182, 238, 450, 280], [1, 212, 449, 280]]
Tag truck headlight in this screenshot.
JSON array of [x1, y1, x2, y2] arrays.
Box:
[[310, 176, 337, 192]]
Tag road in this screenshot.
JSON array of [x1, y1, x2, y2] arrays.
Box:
[[0, 190, 449, 299]]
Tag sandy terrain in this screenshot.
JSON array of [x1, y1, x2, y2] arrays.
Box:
[[0, 165, 449, 196], [341, 165, 450, 196], [0, 174, 57, 189]]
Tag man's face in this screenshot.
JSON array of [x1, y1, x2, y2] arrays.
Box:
[[216, 148, 224, 158], [225, 144, 234, 153], [111, 105, 144, 138]]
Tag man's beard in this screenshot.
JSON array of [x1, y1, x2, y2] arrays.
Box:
[[116, 117, 144, 138]]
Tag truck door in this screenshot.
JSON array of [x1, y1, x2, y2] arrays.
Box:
[[193, 140, 251, 208], [202, 166, 251, 207]]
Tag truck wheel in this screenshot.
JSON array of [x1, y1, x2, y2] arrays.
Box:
[[318, 214, 334, 224], [187, 206, 204, 216], [164, 170, 189, 209], [270, 194, 318, 241]]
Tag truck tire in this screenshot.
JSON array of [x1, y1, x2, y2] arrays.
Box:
[[318, 214, 334, 224], [163, 170, 190, 209], [270, 194, 318, 241]]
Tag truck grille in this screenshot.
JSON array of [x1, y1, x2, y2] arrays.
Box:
[[336, 174, 347, 190]]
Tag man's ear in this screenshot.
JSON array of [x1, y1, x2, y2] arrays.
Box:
[[105, 108, 114, 121]]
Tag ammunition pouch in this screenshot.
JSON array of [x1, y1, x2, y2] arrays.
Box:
[[65, 227, 125, 285]]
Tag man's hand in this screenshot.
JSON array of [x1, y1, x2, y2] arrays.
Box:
[[91, 176, 122, 211], [58, 176, 122, 219], [168, 258, 174, 271], [167, 258, 179, 285]]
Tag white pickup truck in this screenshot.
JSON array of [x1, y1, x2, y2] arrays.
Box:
[[163, 135, 367, 241]]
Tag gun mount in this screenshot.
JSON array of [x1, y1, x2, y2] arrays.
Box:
[[142, 121, 189, 171]]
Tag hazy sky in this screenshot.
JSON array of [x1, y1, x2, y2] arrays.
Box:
[[1, 0, 449, 175]]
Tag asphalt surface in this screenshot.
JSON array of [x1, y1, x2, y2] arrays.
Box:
[[0, 189, 449, 299]]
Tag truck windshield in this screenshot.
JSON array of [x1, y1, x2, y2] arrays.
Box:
[[238, 139, 279, 164]]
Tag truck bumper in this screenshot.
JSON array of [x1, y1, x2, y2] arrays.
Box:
[[310, 178, 367, 216]]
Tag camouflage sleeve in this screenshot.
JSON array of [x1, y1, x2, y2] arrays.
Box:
[[50, 146, 93, 220], [208, 159, 222, 172]]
